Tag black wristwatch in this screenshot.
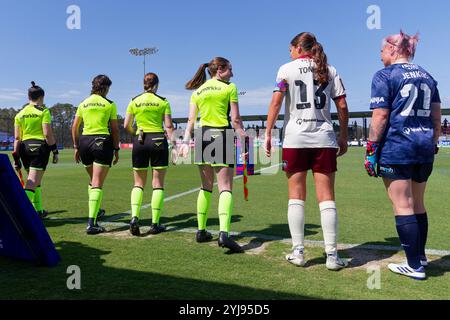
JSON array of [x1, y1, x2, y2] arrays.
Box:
[[114, 147, 121, 151]]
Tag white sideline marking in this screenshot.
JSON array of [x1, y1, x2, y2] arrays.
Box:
[[48, 217, 450, 257], [104, 163, 281, 222]]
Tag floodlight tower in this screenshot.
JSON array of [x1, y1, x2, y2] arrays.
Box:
[[129, 47, 159, 76]]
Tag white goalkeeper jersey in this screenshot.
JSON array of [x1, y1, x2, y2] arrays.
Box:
[[274, 58, 346, 148]]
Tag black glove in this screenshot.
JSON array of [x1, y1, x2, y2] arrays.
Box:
[[53, 150, 59, 164], [435, 144, 439, 155], [12, 151, 22, 170], [49, 144, 59, 164]]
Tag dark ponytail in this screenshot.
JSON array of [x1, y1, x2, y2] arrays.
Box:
[[28, 81, 45, 101], [290, 32, 329, 84], [185, 63, 209, 90], [185, 57, 230, 90], [144, 72, 159, 92], [91, 75, 112, 96], [310, 42, 328, 84]]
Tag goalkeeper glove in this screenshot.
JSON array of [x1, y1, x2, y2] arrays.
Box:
[[364, 141, 379, 177]]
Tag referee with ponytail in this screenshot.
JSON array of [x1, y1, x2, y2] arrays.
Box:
[[13, 81, 59, 218], [180, 57, 246, 253], [124, 72, 176, 236], [72, 75, 120, 235]]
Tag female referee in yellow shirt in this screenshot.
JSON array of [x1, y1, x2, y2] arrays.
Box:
[[180, 57, 246, 253], [124, 72, 176, 236], [13, 81, 59, 218], [72, 75, 120, 235]]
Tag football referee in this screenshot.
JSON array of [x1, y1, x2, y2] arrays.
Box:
[[71, 75, 120, 235], [13, 81, 59, 218], [124, 72, 177, 236]]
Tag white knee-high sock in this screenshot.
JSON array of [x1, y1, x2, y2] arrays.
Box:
[[288, 200, 305, 249], [320, 201, 338, 255]]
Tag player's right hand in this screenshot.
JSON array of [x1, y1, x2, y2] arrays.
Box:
[[12, 152, 22, 170], [364, 141, 379, 177], [337, 137, 348, 157], [264, 135, 272, 158], [178, 143, 189, 158]]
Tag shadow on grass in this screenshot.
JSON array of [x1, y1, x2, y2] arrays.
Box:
[[46, 210, 68, 215], [44, 217, 86, 228], [237, 223, 321, 253], [94, 213, 246, 236], [426, 255, 450, 278], [333, 237, 402, 269], [0, 240, 313, 300]]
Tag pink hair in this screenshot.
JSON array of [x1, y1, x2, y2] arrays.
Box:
[[383, 30, 420, 60]]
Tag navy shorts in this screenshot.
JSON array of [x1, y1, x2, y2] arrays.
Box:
[[378, 163, 433, 183]]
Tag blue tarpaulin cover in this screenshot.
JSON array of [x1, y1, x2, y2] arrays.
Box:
[[0, 154, 60, 266]]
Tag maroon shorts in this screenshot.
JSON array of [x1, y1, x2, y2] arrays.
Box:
[[282, 148, 338, 174]]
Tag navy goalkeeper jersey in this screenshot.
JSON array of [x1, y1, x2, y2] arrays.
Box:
[[370, 63, 440, 164]]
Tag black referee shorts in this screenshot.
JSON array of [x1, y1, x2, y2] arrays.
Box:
[[194, 126, 235, 168], [19, 139, 50, 171], [132, 132, 169, 170], [79, 134, 114, 167]]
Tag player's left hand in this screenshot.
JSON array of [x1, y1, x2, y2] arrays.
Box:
[[337, 137, 348, 157], [364, 141, 379, 177], [435, 144, 439, 155]]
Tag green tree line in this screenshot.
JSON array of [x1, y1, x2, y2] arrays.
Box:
[[0, 104, 133, 147]]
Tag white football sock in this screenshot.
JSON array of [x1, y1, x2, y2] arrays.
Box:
[[320, 201, 338, 255], [288, 199, 305, 250]]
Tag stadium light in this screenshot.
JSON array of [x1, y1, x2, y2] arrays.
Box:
[[129, 47, 159, 76]]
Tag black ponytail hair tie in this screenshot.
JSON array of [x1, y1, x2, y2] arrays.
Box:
[[31, 81, 36, 87]]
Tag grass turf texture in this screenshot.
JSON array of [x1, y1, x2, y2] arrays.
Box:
[[1, 148, 450, 299]]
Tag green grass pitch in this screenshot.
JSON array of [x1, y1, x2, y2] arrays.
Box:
[[1, 147, 450, 299]]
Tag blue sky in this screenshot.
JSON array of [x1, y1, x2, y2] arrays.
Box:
[[0, 0, 448, 118]]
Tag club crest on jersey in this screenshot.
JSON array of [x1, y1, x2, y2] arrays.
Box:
[[155, 142, 162, 147]]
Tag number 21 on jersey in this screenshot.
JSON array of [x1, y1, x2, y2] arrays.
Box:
[[400, 83, 431, 117]]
